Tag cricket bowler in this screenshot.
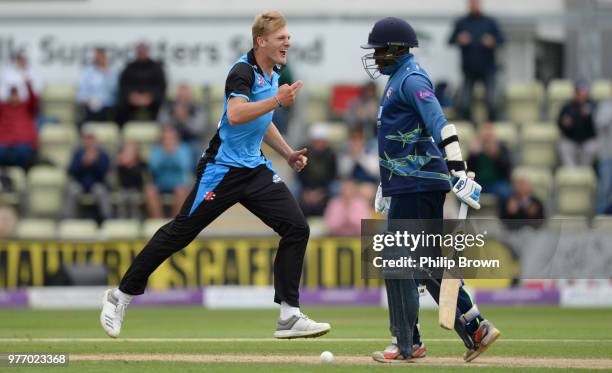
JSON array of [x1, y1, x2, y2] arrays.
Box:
[[100, 10, 331, 340], [360, 17, 500, 363]]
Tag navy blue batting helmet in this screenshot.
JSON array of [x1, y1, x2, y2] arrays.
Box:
[[361, 17, 419, 49], [361, 17, 419, 79]]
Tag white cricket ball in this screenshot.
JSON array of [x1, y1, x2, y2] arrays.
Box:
[[320, 351, 334, 363]]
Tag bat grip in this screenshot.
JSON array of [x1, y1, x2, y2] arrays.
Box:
[[458, 202, 469, 220]]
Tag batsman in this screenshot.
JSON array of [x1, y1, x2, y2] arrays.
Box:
[[360, 17, 501, 363]]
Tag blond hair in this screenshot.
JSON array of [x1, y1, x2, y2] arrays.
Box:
[[252, 10, 287, 49]]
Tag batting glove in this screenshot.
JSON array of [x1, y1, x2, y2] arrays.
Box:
[[375, 184, 390, 216], [451, 171, 482, 210]]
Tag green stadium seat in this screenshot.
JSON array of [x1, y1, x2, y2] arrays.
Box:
[[101, 219, 141, 240], [208, 84, 226, 127], [26, 165, 67, 217], [555, 166, 596, 216], [58, 219, 99, 240], [39, 125, 78, 168], [15, 218, 56, 239], [326, 121, 349, 148], [122, 121, 161, 159], [83, 122, 121, 155], [307, 216, 328, 238], [591, 80, 612, 102], [546, 79, 573, 121], [166, 84, 205, 104], [505, 82, 544, 125], [593, 215, 612, 231], [521, 123, 559, 168], [453, 121, 475, 159], [41, 84, 77, 123], [304, 84, 330, 124], [491, 122, 518, 153], [511, 165, 553, 203], [1, 167, 26, 208], [203, 204, 273, 237], [142, 218, 170, 238], [550, 214, 589, 231], [470, 82, 488, 125]]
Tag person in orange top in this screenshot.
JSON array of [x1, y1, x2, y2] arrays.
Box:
[[0, 81, 38, 169]]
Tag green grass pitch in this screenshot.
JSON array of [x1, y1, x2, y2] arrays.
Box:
[[0, 306, 611, 372]]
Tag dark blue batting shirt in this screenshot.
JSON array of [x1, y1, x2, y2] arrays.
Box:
[[377, 53, 452, 197]]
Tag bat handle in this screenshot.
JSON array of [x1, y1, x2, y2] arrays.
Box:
[[458, 202, 469, 220]]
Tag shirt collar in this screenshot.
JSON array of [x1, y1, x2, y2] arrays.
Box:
[[384, 53, 414, 77], [247, 49, 282, 75]]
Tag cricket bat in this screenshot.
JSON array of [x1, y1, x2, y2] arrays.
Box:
[[438, 201, 469, 330]]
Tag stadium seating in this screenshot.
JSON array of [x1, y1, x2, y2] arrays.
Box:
[[591, 79, 611, 102], [58, 219, 99, 240], [203, 204, 274, 236], [550, 214, 589, 231], [83, 121, 121, 155], [39, 124, 79, 168], [469, 82, 488, 125], [505, 82, 545, 125], [555, 166, 596, 215], [453, 121, 475, 159], [521, 123, 560, 169], [491, 121, 519, 153], [142, 218, 170, 238], [593, 215, 612, 231], [511, 165, 553, 204], [122, 121, 161, 159], [546, 79, 573, 121], [26, 165, 68, 217], [208, 84, 226, 127], [14, 218, 56, 239], [304, 84, 330, 124], [41, 84, 77, 124], [166, 84, 205, 104], [101, 219, 141, 239], [2, 167, 26, 208]]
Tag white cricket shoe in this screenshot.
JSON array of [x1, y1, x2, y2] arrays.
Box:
[[100, 289, 126, 338], [273, 313, 331, 339]]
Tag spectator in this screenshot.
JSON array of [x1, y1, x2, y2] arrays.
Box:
[[116, 42, 166, 127], [448, 0, 504, 122], [77, 47, 118, 127], [500, 177, 545, 229], [467, 122, 512, 201], [557, 81, 598, 167], [297, 123, 337, 217], [64, 125, 112, 221], [144, 126, 192, 218], [272, 63, 294, 134], [116, 141, 148, 219], [0, 83, 38, 169], [324, 179, 370, 236], [595, 84, 612, 213], [345, 81, 379, 140], [0, 51, 42, 103], [337, 128, 378, 201], [157, 83, 207, 152]]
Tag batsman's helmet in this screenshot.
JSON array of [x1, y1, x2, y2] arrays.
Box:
[[361, 17, 419, 79]]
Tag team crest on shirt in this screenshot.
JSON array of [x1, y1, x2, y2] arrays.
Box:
[[204, 191, 216, 201], [258, 75, 265, 86], [386, 87, 393, 99], [272, 174, 282, 183]]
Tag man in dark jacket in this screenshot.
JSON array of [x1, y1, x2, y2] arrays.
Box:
[[64, 126, 112, 220], [557, 81, 598, 167], [116, 43, 167, 126], [449, 0, 504, 122]]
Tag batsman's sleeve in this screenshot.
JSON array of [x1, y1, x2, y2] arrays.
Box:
[[224, 62, 254, 101], [401, 74, 447, 145]]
